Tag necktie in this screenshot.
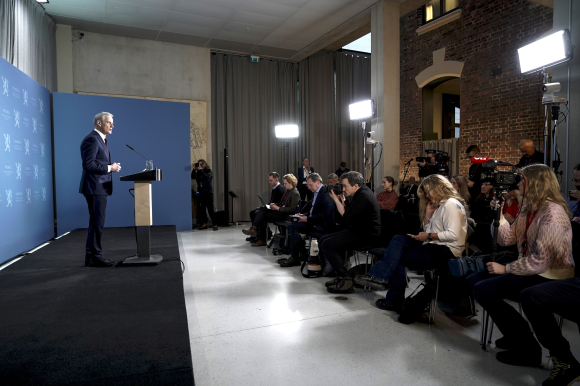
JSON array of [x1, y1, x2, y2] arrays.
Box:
[[280, 191, 289, 206], [104, 137, 109, 151]]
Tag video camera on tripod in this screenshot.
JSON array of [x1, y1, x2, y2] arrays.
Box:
[[470, 157, 521, 192], [416, 150, 450, 176]]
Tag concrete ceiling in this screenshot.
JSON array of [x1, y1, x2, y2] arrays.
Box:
[[43, 0, 410, 61]]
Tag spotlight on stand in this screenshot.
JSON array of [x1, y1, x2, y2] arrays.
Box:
[[349, 100, 375, 182], [275, 124, 299, 139], [518, 29, 573, 75], [517, 29, 574, 174], [275, 124, 299, 176]]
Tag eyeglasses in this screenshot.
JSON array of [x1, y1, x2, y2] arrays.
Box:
[[306, 183, 315, 187]]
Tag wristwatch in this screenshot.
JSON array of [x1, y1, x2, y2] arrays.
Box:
[[427, 233, 433, 242]]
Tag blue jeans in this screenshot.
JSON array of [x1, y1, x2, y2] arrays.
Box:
[[370, 235, 455, 306]]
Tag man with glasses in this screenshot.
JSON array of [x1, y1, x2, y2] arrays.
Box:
[[516, 139, 544, 168], [280, 173, 334, 267], [567, 163, 580, 223]]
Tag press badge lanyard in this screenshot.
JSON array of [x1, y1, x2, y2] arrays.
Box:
[[521, 209, 538, 256]]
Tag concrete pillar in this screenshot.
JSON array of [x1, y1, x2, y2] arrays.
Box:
[[55, 24, 73, 93], [371, 1, 400, 187], [553, 0, 579, 193]]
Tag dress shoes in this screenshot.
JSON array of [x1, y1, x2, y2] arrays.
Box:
[[279, 256, 301, 267], [242, 226, 257, 236], [89, 259, 116, 267], [251, 240, 267, 247], [496, 349, 542, 367]]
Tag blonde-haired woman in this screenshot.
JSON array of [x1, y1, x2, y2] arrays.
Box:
[[355, 174, 468, 309], [451, 175, 471, 206], [249, 174, 300, 246], [466, 164, 574, 367]]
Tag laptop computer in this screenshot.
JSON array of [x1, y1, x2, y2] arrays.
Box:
[[257, 194, 270, 209]]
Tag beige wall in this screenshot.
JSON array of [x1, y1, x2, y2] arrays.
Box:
[[58, 30, 212, 166]]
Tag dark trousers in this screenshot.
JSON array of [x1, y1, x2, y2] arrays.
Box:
[[298, 185, 313, 202], [369, 235, 454, 306], [520, 278, 580, 357], [84, 194, 107, 263], [319, 230, 379, 277], [197, 193, 216, 225], [253, 207, 287, 240], [466, 271, 551, 350], [288, 222, 322, 258]]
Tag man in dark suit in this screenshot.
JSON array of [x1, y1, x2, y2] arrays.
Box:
[[79, 112, 121, 267], [297, 157, 314, 201], [243, 172, 285, 238], [280, 173, 335, 267]]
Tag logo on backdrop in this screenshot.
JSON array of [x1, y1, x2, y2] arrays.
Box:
[[4, 133, 10, 152], [32, 117, 37, 133], [33, 164, 38, 179], [14, 110, 20, 127], [39, 99, 44, 113], [15, 162, 22, 179], [24, 139, 29, 155], [40, 142, 45, 157], [42, 187, 46, 201], [23, 89, 28, 106], [26, 188, 31, 204], [2, 77, 8, 96], [6, 189, 12, 207]]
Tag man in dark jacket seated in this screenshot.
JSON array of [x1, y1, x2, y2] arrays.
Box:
[[280, 173, 334, 267], [243, 172, 286, 239], [322, 171, 381, 294]]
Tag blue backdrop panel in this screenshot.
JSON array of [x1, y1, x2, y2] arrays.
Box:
[[0, 57, 54, 265], [53, 93, 191, 234]]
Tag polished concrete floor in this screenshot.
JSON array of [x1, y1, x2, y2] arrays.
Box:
[[178, 225, 580, 386]]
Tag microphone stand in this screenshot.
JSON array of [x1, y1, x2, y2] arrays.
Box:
[[126, 144, 156, 169], [400, 160, 412, 196]]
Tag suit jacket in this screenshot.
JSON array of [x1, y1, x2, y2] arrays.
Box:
[[270, 183, 286, 204], [300, 185, 335, 232], [517, 151, 545, 168], [79, 130, 112, 196], [340, 185, 381, 240], [297, 166, 314, 187], [278, 187, 300, 214]]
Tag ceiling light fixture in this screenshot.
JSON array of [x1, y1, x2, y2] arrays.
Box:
[[36, 0, 49, 3]]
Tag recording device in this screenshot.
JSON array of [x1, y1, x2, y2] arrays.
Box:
[[328, 183, 344, 196], [416, 150, 450, 176], [126, 144, 156, 170], [542, 81, 567, 104], [290, 214, 301, 223], [470, 157, 521, 191], [194, 162, 201, 168]]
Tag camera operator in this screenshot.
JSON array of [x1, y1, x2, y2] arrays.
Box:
[[280, 173, 334, 267], [327, 173, 339, 186], [376, 176, 399, 210], [418, 151, 449, 178], [247, 174, 300, 247], [465, 164, 574, 368], [192, 159, 218, 231], [322, 171, 381, 294], [355, 174, 467, 308], [516, 139, 544, 168], [567, 163, 580, 223], [466, 145, 482, 202]]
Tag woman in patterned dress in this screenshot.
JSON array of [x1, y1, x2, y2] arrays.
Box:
[[465, 164, 574, 367]]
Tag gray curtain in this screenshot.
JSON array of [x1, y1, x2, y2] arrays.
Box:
[[335, 52, 371, 179], [0, 0, 57, 91], [422, 138, 460, 177], [212, 53, 298, 222]]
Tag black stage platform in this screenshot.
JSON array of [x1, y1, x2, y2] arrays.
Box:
[[0, 226, 194, 386]]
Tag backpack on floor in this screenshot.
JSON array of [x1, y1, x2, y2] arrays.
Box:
[[398, 282, 435, 325]]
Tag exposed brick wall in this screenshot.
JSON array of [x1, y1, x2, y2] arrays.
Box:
[[399, 0, 553, 179]]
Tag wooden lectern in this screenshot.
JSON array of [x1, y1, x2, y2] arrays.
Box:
[[120, 169, 163, 266]]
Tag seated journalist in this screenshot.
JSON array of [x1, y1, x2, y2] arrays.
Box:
[[323, 171, 381, 294], [465, 164, 574, 368], [355, 174, 468, 308], [245, 174, 300, 247], [327, 173, 339, 186], [280, 173, 335, 267], [243, 172, 286, 237], [376, 176, 399, 210]]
